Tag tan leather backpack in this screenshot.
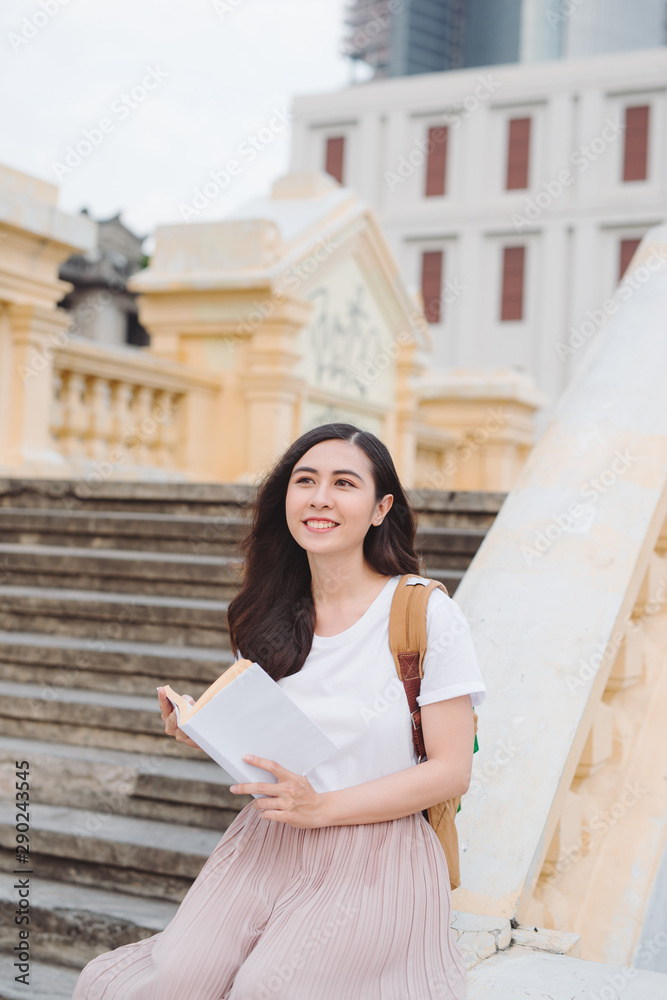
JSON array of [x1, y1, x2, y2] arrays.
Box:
[[388, 573, 479, 891]]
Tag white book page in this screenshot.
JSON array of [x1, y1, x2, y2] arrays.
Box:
[[178, 662, 339, 799]]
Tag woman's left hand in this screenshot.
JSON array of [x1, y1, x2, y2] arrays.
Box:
[[230, 754, 327, 828]]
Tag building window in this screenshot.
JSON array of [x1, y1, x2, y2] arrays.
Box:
[[421, 250, 444, 324], [500, 246, 525, 321], [618, 238, 641, 281], [325, 136, 346, 184], [623, 106, 650, 182], [424, 126, 448, 197], [506, 118, 531, 191]]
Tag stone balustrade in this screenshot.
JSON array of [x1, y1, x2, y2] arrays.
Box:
[[452, 223, 667, 966], [48, 336, 222, 480]]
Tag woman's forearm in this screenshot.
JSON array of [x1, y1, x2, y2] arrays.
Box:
[[318, 759, 467, 827]]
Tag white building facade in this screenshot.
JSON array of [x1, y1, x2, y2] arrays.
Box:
[[290, 48, 667, 428]]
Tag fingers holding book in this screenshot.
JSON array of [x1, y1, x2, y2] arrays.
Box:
[[157, 687, 206, 752], [230, 755, 327, 828]]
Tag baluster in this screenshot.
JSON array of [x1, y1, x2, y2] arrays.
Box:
[[133, 385, 156, 467], [153, 390, 179, 468], [62, 372, 88, 460], [50, 369, 65, 450], [87, 377, 112, 462], [110, 382, 136, 465]]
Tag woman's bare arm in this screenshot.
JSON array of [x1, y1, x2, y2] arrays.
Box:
[[317, 695, 475, 826]]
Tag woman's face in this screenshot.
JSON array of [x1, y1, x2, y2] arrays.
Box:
[[285, 439, 393, 558]]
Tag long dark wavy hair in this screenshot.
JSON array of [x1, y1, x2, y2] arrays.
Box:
[[227, 423, 421, 681]]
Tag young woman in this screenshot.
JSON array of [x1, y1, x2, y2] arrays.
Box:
[[72, 422, 486, 1000]]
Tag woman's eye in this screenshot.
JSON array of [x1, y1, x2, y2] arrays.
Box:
[[294, 477, 352, 486]]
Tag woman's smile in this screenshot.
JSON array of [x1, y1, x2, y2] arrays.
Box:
[[302, 518, 340, 532]]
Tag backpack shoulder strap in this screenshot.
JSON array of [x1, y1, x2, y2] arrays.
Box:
[[389, 574, 449, 679], [388, 574, 449, 762]]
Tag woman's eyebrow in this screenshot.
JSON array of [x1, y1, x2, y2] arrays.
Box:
[[292, 466, 365, 482]]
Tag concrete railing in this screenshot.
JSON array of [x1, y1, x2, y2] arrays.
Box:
[[48, 337, 222, 481], [452, 223, 667, 966]]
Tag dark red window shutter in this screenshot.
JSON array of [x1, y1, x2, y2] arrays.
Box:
[[425, 126, 448, 197], [501, 247, 525, 321], [619, 238, 641, 281], [623, 106, 650, 182], [506, 118, 531, 190], [325, 136, 345, 184], [421, 251, 444, 324]]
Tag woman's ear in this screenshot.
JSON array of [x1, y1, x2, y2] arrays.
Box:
[[372, 494, 394, 526]]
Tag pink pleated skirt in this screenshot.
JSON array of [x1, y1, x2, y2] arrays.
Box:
[[71, 800, 467, 1000]]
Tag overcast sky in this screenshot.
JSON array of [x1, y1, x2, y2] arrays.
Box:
[[1, 0, 362, 240]]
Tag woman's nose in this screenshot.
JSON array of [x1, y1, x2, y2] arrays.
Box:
[[310, 484, 333, 507]]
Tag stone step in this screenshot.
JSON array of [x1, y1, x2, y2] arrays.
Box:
[[0, 681, 208, 757], [0, 630, 231, 696], [467, 946, 667, 998], [410, 489, 506, 529], [0, 872, 177, 969], [0, 477, 505, 523], [0, 736, 248, 830], [0, 507, 246, 555], [0, 477, 255, 516], [0, 543, 242, 599], [0, 955, 80, 1000], [0, 506, 494, 562], [415, 525, 487, 568], [0, 801, 222, 902], [0, 585, 229, 647]]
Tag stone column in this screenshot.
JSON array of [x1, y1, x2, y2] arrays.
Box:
[[2, 303, 71, 470], [241, 297, 312, 478]]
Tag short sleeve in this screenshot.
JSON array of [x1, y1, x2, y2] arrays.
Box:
[[417, 589, 486, 708]]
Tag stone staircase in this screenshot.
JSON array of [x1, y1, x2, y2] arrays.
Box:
[[0, 477, 503, 998]]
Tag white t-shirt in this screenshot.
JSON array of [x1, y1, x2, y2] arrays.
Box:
[[236, 574, 486, 794]]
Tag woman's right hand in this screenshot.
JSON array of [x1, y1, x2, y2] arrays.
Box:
[[157, 687, 205, 751]]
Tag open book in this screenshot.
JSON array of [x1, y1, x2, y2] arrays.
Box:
[[161, 659, 339, 799]]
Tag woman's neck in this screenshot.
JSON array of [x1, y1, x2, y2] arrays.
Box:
[[308, 553, 390, 610]]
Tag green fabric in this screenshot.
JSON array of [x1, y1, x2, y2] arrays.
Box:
[[459, 711, 480, 814]]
